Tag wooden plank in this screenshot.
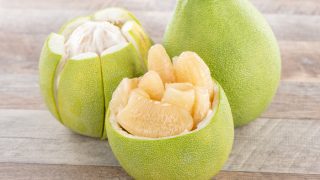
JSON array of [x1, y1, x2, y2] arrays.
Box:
[[1, 74, 320, 120], [279, 41, 320, 81], [216, 171, 320, 180], [1, 9, 320, 42], [0, 163, 131, 180], [1, 0, 320, 15], [251, 0, 320, 15], [1, 163, 320, 180], [262, 81, 320, 120], [1, 35, 320, 81], [1, 37, 320, 81], [0, 109, 319, 174]]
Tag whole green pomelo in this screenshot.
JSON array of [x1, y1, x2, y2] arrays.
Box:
[[163, 0, 281, 127], [106, 82, 234, 179]]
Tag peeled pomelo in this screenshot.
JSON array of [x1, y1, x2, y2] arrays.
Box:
[[39, 8, 152, 138], [106, 44, 234, 179], [163, 0, 281, 127]]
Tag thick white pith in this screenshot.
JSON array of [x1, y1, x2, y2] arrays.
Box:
[[109, 81, 220, 140]]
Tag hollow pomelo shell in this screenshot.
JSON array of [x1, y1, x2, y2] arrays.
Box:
[[106, 82, 234, 179], [163, 0, 281, 127]]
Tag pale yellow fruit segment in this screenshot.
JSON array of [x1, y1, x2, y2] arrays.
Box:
[[109, 78, 139, 115], [193, 87, 211, 126], [165, 82, 194, 91], [117, 89, 193, 138], [138, 71, 164, 100], [147, 44, 175, 83], [162, 83, 195, 113], [173, 51, 214, 99]]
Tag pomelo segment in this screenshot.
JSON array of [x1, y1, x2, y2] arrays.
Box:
[[173, 51, 214, 99], [147, 44, 175, 83], [162, 83, 195, 113], [106, 83, 234, 179], [57, 53, 105, 138], [138, 71, 164, 100], [116, 89, 193, 138], [39, 33, 64, 121], [109, 78, 139, 116], [193, 87, 211, 126]]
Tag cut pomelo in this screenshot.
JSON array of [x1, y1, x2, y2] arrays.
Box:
[[106, 44, 234, 179], [39, 8, 152, 138], [107, 79, 234, 180], [138, 71, 164, 100]]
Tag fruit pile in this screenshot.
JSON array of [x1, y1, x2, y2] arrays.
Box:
[[110, 44, 216, 138], [39, 0, 281, 178]]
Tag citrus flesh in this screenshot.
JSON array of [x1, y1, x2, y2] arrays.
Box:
[[109, 44, 217, 137]]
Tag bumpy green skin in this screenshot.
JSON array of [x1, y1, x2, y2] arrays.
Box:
[[39, 33, 63, 121], [58, 55, 105, 138], [106, 84, 234, 179], [163, 0, 281, 127], [39, 8, 152, 138]]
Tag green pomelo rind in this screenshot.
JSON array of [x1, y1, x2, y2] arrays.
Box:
[[106, 83, 234, 179], [92, 7, 141, 26], [122, 21, 153, 67], [38, 33, 64, 121], [163, 0, 281, 127], [100, 43, 146, 139], [57, 54, 105, 138]]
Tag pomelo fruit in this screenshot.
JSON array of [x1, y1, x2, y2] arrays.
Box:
[[106, 44, 234, 179], [39, 8, 152, 138], [163, 0, 281, 127]]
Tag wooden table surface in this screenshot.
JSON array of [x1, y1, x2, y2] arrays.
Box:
[[1, 0, 320, 179]]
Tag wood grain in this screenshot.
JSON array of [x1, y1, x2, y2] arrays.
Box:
[[1, 162, 320, 180], [1, 75, 320, 121], [1, 0, 320, 15], [0, 109, 319, 174]]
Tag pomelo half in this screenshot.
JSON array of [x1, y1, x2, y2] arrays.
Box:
[[39, 8, 152, 138], [106, 44, 234, 179]]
